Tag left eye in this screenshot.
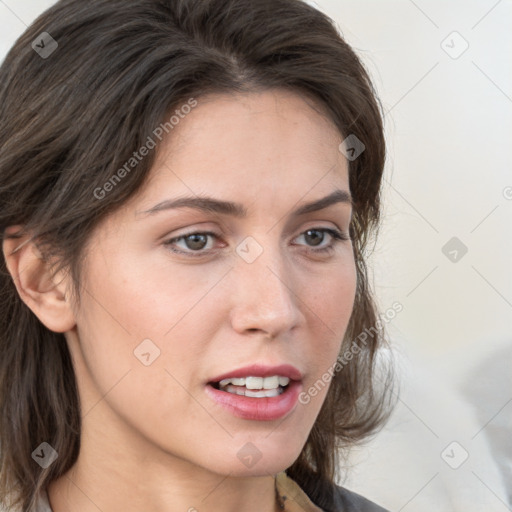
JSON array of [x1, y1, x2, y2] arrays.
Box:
[[294, 228, 348, 251], [164, 228, 349, 257]]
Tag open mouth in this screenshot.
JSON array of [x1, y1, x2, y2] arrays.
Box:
[[205, 372, 302, 421], [209, 375, 291, 398]]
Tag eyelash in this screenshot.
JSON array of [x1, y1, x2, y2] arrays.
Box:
[[163, 227, 350, 258]]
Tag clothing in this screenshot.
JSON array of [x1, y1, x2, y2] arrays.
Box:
[[33, 489, 52, 512], [35, 471, 388, 512], [275, 471, 389, 512]]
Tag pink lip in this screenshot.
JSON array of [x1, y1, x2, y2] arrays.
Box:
[[208, 364, 303, 383], [205, 380, 302, 421], [205, 363, 303, 421]]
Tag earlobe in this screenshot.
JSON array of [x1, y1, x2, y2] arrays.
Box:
[[2, 225, 77, 333]]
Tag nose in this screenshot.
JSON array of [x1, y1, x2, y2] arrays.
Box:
[[228, 241, 303, 339]]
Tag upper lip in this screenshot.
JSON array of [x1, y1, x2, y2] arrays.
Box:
[[208, 364, 303, 383]]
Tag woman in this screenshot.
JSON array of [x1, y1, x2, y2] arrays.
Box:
[[0, 0, 394, 511]]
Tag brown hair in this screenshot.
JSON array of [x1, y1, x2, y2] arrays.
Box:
[[0, 0, 395, 510]]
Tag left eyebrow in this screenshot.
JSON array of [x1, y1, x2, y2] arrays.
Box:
[[137, 189, 352, 218]]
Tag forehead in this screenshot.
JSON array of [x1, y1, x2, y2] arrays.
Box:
[[114, 88, 351, 227], [166, 88, 342, 156], [149, 89, 347, 186]]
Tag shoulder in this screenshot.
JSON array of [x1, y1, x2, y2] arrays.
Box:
[[328, 483, 389, 512], [304, 480, 389, 512], [278, 470, 389, 512], [34, 488, 53, 512]]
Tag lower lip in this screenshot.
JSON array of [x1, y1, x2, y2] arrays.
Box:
[[205, 380, 302, 421]]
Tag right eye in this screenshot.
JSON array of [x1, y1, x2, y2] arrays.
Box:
[[163, 231, 222, 257]]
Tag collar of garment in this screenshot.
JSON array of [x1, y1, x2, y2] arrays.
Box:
[[275, 471, 324, 512]]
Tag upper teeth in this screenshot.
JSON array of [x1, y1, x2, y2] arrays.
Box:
[[218, 375, 290, 389]]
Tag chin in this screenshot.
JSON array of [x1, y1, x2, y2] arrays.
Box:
[[208, 441, 302, 478]]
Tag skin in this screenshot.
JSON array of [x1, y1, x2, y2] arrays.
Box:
[[3, 89, 356, 512]]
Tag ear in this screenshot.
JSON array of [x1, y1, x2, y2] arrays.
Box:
[[2, 225, 76, 333]]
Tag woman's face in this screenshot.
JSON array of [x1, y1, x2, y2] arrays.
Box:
[[68, 89, 357, 477]]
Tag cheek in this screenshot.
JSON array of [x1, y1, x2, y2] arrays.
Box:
[[300, 261, 357, 407], [73, 254, 223, 394], [81, 249, 213, 340], [72, 265, 216, 450], [308, 260, 357, 346]]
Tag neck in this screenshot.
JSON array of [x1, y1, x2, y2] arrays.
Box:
[[47, 415, 282, 512]]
